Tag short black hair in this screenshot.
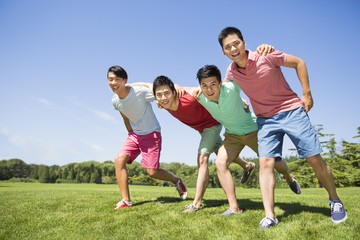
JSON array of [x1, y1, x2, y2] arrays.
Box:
[[196, 65, 222, 84], [218, 27, 244, 48], [152, 75, 176, 96], [107, 65, 128, 79]]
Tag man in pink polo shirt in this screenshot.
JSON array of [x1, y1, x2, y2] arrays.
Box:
[[218, 27, 347, 228]]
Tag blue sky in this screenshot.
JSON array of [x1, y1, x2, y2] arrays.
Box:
[[1, 0, 359, 166]]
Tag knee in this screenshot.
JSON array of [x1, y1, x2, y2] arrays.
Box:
[[198, 155, 209, 168], [146, 168, 157, 177], [215, 159, 227, 171], [259, 157, 275, 170], [307, 154, 330, 171], [114, 154, 128, 168]]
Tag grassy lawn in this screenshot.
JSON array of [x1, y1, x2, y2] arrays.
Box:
[[0, 183, 359, 240]]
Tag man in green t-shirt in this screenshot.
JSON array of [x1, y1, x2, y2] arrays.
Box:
[[193, 65, 301, 216]]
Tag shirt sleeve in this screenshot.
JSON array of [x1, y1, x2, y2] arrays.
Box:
[[224, 64, 234, 81], [224, 81, 241, 94], [112, 95, 120, 111], [136, 86, 155, 102], [264, 50, 286, 67]]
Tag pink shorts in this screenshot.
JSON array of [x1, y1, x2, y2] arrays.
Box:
[[119, 131, 161, 169]]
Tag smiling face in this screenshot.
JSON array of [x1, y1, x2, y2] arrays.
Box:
[[154, 85, 178, 110], [200, 76, 222, 103], [107, 71, 128, 97], [222, 33, 247, 67]]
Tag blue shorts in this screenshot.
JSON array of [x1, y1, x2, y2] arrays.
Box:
[[257, 107, 322, 159]]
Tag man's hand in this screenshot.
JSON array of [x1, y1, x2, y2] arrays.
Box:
[[301, 92, 314, 113], [257, 44, 275, 56], [174, 84, 185, 98], [192, 87, 202, 100], [242, 98, 250, 112]]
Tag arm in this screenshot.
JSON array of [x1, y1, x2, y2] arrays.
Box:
[[187, 86, 201, 100], [120, 112, 132, 133], [174, 84, 186, 99], [183, 86, 196, 93], [127, 82, 153, 90], [284, 54, 313, 112]]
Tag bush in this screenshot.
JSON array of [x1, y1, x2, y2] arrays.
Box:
[[55, 178, 77, 184], [9, 177, 34, 183], [101, 176, 117, 184]]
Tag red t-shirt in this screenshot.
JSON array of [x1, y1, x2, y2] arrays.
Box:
[[166, 92, 220, 133]]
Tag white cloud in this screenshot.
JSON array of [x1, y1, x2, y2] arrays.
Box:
[[0, 127, 86, 165], [82, 140, 103, 152], [38, 98, 52, 106], [64, 96, 118, 123], [93, 110, 116, 122]]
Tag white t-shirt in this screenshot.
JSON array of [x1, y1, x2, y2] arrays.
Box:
[[112, 86, 160, 135]]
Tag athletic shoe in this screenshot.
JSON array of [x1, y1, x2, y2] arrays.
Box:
[[328, 200, 347, 224], [258, 217, 279, 229], [241, 162, 255, 183], [114, 200, 133, 210], [283, 174, 301, 194], [175, 178, 187, 200], [184, 204, 203, 213], [214, 208, 243, 216]]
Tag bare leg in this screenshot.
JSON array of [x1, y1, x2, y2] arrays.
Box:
[[215, 146, 241, 212], [192, 154, 209, 208], [146, 168, 178, 184], [259, 157, 276, 220], [306, 154, 339, 201], [114, 153, 131, 202], [232, 156, 252, 171], [274, 159, 293, 183]]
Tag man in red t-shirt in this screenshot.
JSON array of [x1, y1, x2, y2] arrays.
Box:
[[130, 76, 255, 212]]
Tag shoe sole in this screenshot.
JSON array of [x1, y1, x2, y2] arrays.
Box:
[[332, 212, 348, 224], [180, 192, 188, 200], [241, 162, 255, 184]]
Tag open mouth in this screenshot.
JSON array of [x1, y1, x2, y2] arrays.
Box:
[[232, 52, 240, 58]]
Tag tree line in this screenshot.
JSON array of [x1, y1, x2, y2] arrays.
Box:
[[1, 126, 359, 188]]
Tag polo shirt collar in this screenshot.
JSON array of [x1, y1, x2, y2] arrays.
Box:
[[232, 50, 255, 70]]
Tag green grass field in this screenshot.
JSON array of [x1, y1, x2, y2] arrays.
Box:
[[0, 183, 359, 240]]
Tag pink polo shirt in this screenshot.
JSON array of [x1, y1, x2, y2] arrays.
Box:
[[225, 50, 301, 118]]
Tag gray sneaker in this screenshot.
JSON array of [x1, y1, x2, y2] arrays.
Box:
[[258, 217, 279, 229], [184, 204, 203, 213], [328, 200, 347, 224], [214, 208, 243, 216], [241, 162, 255, 183], [284, 174, 301, 194]]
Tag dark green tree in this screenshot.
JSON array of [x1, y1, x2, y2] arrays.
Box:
[[38, 165, 50, 183], [0, 160, 10, 180]]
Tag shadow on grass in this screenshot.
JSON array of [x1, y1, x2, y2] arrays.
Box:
[[276, 201, 330, 220], [154, 196, 329, 219], [155, 196, 186, 204]]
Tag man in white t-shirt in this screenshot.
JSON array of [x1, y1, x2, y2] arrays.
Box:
[[107, 65, 187, 209]]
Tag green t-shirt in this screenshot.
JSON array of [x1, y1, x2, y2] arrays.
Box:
[[197, 81, 258, 135]]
